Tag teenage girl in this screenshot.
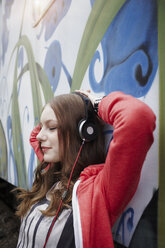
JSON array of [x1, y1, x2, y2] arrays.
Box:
[[16, 90, 156, 248]]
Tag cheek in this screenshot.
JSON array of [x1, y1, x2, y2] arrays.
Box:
[[51, 133, 60, 149], [56, 132, 64, 160]]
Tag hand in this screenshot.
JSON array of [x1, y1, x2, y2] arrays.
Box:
[[75, 89, 98, 106], [29, 124, 43, 162]]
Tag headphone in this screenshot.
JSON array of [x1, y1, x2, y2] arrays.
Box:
[[74, 92, 98, 142]]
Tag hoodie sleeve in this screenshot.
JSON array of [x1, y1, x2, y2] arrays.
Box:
[[98, 91, 156, 224], [29, 125, 43, 162]]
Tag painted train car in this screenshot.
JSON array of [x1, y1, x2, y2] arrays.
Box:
[[0, 0, 163, 247]]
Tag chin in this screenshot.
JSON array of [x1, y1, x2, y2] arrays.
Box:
[[44, 156, 60, 163]]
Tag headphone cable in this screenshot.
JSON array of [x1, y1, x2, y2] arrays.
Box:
[[43, 139, 85, 248]]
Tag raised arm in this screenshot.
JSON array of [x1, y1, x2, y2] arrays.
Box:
[[98, 91, 156, 224]]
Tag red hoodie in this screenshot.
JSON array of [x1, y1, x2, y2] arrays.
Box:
[[30, 91, 156, 248]]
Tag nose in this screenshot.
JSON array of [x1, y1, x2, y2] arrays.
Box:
[[36, 128, 47, 141]]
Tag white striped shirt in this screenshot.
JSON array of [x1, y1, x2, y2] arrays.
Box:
[[17, 198, 72, 248]]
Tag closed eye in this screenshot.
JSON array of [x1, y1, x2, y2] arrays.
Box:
[[49, 127, 57, 131]]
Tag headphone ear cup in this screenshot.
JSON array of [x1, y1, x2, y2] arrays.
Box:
[[78, 118, 98, 142]]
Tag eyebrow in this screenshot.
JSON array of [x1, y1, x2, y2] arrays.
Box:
[[40, 120, 58, 126]]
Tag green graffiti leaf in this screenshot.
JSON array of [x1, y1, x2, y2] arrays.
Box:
[[17, 62, 54, 103], [0, 120, 8, 179], [17, 63, 29, 82], [11, 36, 43, 187], [16, 35, 43, 123], [10, 35, 54, 187], [12, 50, 27, 187], [36, 63, 54, 102], [71, 0, 126, 92]]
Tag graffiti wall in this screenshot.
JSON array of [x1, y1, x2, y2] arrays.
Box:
[[0, 0, 158, 246]]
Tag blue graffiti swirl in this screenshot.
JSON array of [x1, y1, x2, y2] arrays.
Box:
[[44, 40, 71, 92], [44, 41, 62, 92], [23, 106, 29, 124], [28, 148, 35, 189], [115, 207, 134, 245], [89, 0, 158, 97]]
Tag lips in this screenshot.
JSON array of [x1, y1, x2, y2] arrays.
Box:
[[41, 146, 51, 153]]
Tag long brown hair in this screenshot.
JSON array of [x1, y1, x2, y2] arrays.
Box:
[[16, 93, 105, 217]]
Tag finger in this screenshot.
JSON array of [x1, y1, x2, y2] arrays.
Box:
[[75, 90, 89, 97]]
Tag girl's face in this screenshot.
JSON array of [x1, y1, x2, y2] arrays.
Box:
[[36, 104, 60, 163]]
